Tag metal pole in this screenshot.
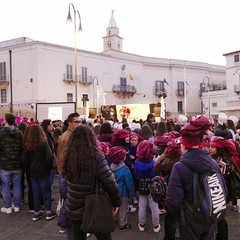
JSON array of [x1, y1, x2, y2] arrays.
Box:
[[9, 50, 13, 113]]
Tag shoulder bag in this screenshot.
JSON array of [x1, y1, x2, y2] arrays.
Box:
[[80, 172, 115, 233]]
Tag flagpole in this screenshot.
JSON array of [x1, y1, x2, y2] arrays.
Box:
[[184, 68, 187, 115]]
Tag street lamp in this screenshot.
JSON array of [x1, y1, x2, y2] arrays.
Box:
[[202, 76, 210, 117], [92, 76, 99, 116], [67, 3, 82, 112]]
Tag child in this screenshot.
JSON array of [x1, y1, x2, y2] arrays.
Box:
[[134, 140, 161, 233], [108, 146, 136, 232]]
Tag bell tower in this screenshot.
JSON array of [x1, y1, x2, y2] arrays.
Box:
[[103, 10, 123, 51]]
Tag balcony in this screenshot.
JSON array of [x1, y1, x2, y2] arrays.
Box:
[[112, 84, 137, 97], [234, 84, 240, 94], [0, 74, 9, 85], [63, 74, 93, 85], [176, 89, 184, 97], [154, 87, 167, 98]]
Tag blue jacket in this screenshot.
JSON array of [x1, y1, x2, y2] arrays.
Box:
[[110, 162, 136, 198], [134, 159, 156, 181], [167, 149, 227, 215]]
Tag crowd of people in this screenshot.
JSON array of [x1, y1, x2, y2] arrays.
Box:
[[0, 111, 240, 240]]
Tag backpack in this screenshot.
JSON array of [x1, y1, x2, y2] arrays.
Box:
[[149, 175, 168, 207], [138, 172, 151, 195], [184, 169, 227, 224]]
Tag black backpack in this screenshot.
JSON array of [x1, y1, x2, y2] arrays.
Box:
[[184, 169, 227, 224], [138, 172, 151, 195]]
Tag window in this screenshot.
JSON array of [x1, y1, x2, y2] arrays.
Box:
[[1, 89, 7, 103], [0, 62, 6, 81], [67, 93, 73, 102], [177, 101, 183, 113], [234, 55, 239, 63], [66, 64, 73, 80], [212, 102, 217, 107], [81, 67, 87, 82], [120, 77, 127, 86], [177, 81, 184, 91], [155, 80, 165, 92]]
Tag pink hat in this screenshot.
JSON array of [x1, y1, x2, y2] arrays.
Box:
[[154, 135, 172, 147], [210, 136, 237, 156], [129, 132, 142, 142], [180, 116, 211, 149], [166, 140, 182, 157], [136, 140, 156, 162], [107, 146, 127, 164]]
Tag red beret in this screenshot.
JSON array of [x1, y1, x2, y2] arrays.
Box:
[[129, 132, 142, 142], [180, 116, 211, 149], [107, 146, 127, 164], [210, 136, 237, 156], [166, 140, 182, 157], [154, 135, 172, 147], [136, 140, 156, 162]]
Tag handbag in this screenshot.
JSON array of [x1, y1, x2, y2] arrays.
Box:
[[80, 173, 115, 233]]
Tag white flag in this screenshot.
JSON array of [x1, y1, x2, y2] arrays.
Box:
[[160, 96, 165, 119]]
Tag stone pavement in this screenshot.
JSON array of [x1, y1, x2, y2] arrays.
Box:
[[0, 176, 240, 240]]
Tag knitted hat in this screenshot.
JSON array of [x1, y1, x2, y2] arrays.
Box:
[[166, 140, 182, 157], [154, 135, 172, 147], [210, 136, 237, 156], [111, 129, 130, 146], [178, 115, 188, 126], [218, 112, 228, 125], [129, 132, 142, 142], [107, 146, 127, 164], [180, 115, 211, 149], [136, 140, 156, 162], [97, 141, 111, 155], [165, 131, 180, 139]]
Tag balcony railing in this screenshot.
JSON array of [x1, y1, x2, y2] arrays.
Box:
[[154, 87, 167, 98], [63, 73, 93, 85], [0, 74, 9, 84], [176, 89, 184, 97], [234, 84, 240, 94], [112, 84, 137, 96]]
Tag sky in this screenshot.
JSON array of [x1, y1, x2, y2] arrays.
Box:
[[0, 0, 239, 66]]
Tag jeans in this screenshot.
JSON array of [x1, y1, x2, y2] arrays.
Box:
[[0, 169, 22, 208], [31, 176, 52, 212]]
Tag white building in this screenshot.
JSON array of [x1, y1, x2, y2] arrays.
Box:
[[0, 12, 226, 121]]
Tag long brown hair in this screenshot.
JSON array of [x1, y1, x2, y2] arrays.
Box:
[[23, 124, 47, 151], [62, 125, 99, 182]]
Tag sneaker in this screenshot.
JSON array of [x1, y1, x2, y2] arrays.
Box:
[[133, 197, 139, 205], [1, 207, 12, 214], [138, 223, 145, 232], [159, 208, 166, 215], [12, 204, 20, 212], [87, 233, 91, 237], [232, 205, 239, 211], [32, 212, 43, 221], [28, 209, 34, 213], [59, 227, 66, 234], [127, 205, 136, 213], [46, 211, 57, 220], [120, 224, 132, 232], [153, 224, 161, 233]]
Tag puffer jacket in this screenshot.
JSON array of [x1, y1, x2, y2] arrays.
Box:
[[66, 154, 121, 221], [0, 126, 23, 170]]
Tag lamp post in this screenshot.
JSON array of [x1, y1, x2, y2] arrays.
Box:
[[92, 76, 99, 116], [202, 76, 210, 117], [67, 3, 82, 112]]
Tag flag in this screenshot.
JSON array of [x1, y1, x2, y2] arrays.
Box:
[[160, 96, 165, 119], [163, 78, 169, 85], [129, 74, 134, 80]]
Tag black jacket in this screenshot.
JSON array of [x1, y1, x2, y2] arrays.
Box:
[[66, 155, 121, 221]]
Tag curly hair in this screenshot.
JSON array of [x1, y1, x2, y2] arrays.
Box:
[[62, 125, 99, 182], [23, 124, 47, 151]]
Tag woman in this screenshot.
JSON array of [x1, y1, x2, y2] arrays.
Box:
[[22, 124, 56, 221], [97, 121, 113, 143], [62, 125, 121, 240]]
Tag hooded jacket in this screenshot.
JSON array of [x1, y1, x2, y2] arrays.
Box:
[[0, 126, 23, 171], [167, 149, 227, 215]]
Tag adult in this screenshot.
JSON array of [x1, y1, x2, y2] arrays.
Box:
[[0, 113, 23, 214], [167, 116, 227, 239], [62, 125, 121, 240], [214, 112, 231, 139], [96, 121, 113, 143], [144, 113, 155, 134]]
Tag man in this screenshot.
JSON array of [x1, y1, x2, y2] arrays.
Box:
[[0, 113, 23, 214], [57, 112, 80, 175]]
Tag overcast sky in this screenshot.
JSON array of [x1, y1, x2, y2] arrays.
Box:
[[1, 0, 239, 65]]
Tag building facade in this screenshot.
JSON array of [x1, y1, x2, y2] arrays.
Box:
[[0, 12, 226, 121]]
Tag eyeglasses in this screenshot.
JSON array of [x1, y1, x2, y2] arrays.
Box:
[[73, 121, 81, 124]]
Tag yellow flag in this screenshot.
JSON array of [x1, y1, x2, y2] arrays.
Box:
[[129, 74, 133, 80]]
